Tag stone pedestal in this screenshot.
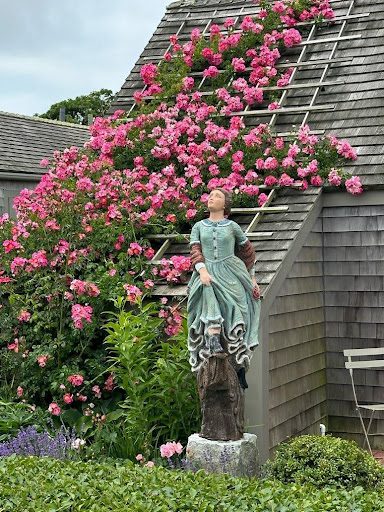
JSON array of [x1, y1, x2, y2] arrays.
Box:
[[186, 433, 259, 477]]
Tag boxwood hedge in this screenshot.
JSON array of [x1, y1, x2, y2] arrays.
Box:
[[0, 456, 383, 511]]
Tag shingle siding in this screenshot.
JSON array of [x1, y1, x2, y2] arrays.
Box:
[[268, 219, 327, 451], [323, 198, 384, 447]]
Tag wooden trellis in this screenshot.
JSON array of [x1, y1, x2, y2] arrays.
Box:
[[132, 0, 369, 297]]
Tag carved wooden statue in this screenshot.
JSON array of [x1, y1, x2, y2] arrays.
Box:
[[187, 188, 261, 441]]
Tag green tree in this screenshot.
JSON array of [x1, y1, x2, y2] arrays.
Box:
[[38, 88, 115, 125]]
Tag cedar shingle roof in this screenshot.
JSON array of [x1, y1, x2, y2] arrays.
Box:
[[0, 111, 89, 179]]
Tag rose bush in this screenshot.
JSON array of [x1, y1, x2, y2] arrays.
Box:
[[0, 0, 361, 444]]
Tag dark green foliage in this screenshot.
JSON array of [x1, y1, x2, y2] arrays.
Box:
[[1, 456, 384, 511], [38, 88, 114, 124], [264, 435, 384, 490]]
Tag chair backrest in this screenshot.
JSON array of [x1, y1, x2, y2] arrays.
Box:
[[344, 348, 384, 370]]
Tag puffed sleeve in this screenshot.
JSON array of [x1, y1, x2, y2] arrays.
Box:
[[189, 222, 201, 246], [232, 221, 248, 246], [232, 221, 256, 276], [189, 222, 206, 272]]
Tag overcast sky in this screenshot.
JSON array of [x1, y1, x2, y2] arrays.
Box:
[[0, 0, 170, 116]]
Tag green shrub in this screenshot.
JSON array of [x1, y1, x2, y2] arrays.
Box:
[[103, 297, 201, 459], [1, 456, 383, 512], [0, 401, 48, 442], [264, 435, 384, 490]]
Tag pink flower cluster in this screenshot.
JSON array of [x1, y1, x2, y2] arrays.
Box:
[[17, 310, 31, 322], [71, 304, 93, 329], [70, 279, 100, 297], [48, 402, 61, 416], [159, 305, 183, 337], [123, 284, 143, 303], [0, 0, 362, 413], [160, 441, 183, 458], [67, 374, 84, 386], [156, 256, 191, 283], [37, 354, 49, 367]]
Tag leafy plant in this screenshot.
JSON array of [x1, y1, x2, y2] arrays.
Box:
[[103, 297, 200, 459], [0, 401, 48, 442], [264, 435, 384, 490]]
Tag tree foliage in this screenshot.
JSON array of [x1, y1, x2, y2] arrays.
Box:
[[38, 89, 115, 125]]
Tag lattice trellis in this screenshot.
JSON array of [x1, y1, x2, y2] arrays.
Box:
[[131, 0, 369, 297]]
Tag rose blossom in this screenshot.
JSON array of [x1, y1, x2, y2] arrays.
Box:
[[63, 393, 74, 404], [328, 169, 342, 186], [123, 284, 143, 303], [48, 402, 61, 416], [104, 374, 115, 391], [37, 355, 49, 367], [92, 385, 102, 398], [67, 374, 84, 386], [17, 310, 31, 322], [345, 176, 363, 195]]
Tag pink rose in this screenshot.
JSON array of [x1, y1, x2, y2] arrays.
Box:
[[186, 209, 197, 220], [166, 214, 177, 223], [345, 176, 363, 195], [48, 402, 61, 416], [104, 374, 115, 392], [37, 355, 49, 368], [67, 374, 84, 386], [63, 393, 73, 404], [328, 169, 342, 187], [258, 193, 268, 207], [17, 310, 31, 322], [92, 385, 102, 398]]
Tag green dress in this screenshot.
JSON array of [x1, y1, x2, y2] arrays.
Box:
[[187, 218, 261, 373]]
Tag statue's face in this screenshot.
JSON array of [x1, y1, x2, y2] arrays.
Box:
[[208, 189, 226, 212]]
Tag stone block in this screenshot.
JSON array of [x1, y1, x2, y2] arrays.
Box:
[[186, 433, 258, 478]]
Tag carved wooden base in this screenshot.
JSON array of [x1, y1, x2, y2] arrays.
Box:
[[197, 353, 245, 441]]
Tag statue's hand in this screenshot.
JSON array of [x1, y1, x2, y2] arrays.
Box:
[[199, 268, 213, 286], [252, 283, 261, 300]]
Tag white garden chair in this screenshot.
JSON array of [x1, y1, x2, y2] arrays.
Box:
[[344, 347, 384, 455]]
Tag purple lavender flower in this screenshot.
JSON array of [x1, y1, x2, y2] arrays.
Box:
[[0, 426, 78, 459]]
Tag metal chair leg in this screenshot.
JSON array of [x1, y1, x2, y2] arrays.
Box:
[[357, 407, 373, 455]]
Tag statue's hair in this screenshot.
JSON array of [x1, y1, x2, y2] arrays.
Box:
[[212, 188, 232, 217]]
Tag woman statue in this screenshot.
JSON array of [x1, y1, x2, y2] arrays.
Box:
[[187, 188, 261, 441]]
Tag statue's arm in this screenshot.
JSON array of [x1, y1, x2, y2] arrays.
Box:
[[233, 222, 260, 298], [232, 222, 256, 273], [189, 222, 206, 272], [190, 224, 212, 286]]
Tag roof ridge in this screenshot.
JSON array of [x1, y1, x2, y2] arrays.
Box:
[[0, 111, 90, 131], [167, 0, 245, 9]]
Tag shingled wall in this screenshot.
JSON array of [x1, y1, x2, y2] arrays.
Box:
[[268, 218, 327, 452], [323, 191, 384, 447]]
